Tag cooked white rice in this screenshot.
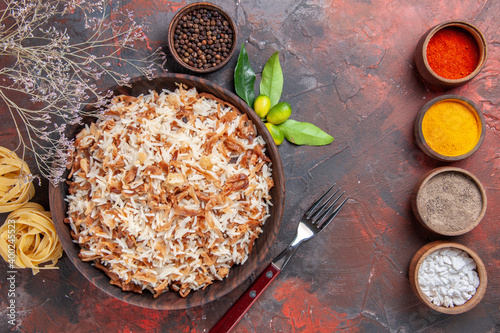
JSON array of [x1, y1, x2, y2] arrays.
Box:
[[65, 85, 273, 297]]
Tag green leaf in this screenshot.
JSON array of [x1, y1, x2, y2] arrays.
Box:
[[260, 51, 283, 108], [234, 44, 256, 107], [277, 119, 334, 146]]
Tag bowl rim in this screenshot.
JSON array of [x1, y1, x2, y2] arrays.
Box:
[[408, 240, 488, 314], [411, 166, 487, 236], [49, 73, 285, 309], [167, 2, 237, 74], [414, 94, 486, 162], [420, 20, 488, 84]]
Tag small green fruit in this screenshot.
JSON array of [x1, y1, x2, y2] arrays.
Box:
[[253, 94, 271, 118], [266, 102, 292, 125], [265, 123, 285, 145]]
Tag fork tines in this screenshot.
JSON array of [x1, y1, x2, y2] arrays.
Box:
[[307, 184, 348, 229]]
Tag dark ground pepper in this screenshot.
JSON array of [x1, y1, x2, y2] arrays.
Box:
[[173, 8, 234, 70], [417, 171, 483, 233]]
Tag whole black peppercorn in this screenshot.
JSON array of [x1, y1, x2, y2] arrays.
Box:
[[172, 6, 234, 70]]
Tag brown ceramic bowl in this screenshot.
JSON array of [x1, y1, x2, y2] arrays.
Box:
[[167, 2, 237, 74], [409, 241, 487, 314], [414, 95, 485, 162], [48, 73, 285, 310], [415, 21, 488, 88], [412, 167, 487, 236]]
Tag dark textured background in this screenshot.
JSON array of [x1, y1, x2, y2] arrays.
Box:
[[1, 0, 499, 332]]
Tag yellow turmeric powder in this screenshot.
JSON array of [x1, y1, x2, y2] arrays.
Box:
[[422, 100, 480, 156]]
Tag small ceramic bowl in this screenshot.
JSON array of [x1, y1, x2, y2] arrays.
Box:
[[415, 21, 488, 88], [167, 2, 237, 74], [409, 241, 487, 314], [414, 95, 485, 162], [412, 167, 487, 236]]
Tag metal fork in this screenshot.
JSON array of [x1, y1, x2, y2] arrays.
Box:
[[210, 184, 349, 333]]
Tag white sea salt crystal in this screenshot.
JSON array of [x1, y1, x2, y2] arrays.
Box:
[[452, 256, 466, 270], [471, 275, 480, 289], [459, 285, 469, 292], [418, 247, 479, 308], [449, 275, 459, 284], [451, 289, 461, 298], [438, 256, 444, 266], [436, 265, 447, 273], [463, 257, 474, 265], [443, 296, 453, 307], [466, 261, 477, 270], [439, 248, 449, 256]]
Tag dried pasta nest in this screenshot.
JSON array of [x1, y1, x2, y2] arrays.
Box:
[[0, 202, 63, 274], [0, 147, 35, 212]]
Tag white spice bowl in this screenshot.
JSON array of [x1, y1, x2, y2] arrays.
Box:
[[409, 241, 487, 314]]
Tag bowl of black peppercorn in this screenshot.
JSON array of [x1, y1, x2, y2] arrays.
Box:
[[168, 2, 237, 74]]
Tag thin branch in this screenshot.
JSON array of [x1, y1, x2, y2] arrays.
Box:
[[0, 0, 167, 185]]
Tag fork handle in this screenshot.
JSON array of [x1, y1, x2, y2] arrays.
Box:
[[209, 263, 281, 333]]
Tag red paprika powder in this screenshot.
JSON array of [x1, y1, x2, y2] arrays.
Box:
[[426, 27, 480, 80]]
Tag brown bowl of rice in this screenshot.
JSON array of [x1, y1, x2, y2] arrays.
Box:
[[49, 73, 285, 309]]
